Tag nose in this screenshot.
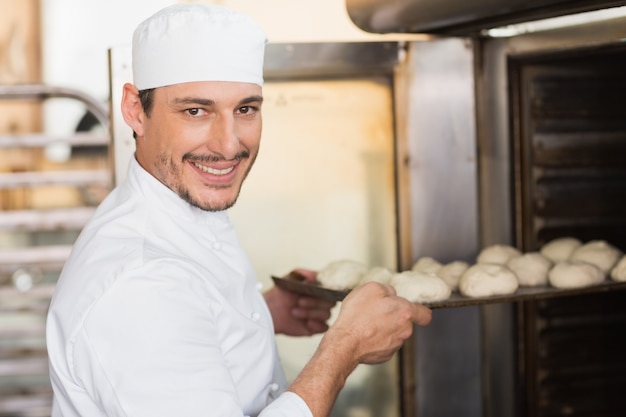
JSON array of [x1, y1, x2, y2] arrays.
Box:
[[206, 113, 240, 160]]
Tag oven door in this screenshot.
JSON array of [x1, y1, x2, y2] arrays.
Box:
[[476, 15, 626, 417], [358, 8, 626, 417]]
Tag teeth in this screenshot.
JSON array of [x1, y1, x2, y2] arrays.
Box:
[[193, 162, 234, 175]]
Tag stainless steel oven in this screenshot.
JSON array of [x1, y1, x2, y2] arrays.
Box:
[[346, 1, 626, 416], [477, 18, 626, 417]]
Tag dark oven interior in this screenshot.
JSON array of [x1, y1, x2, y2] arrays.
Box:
[[509, 43, 626, 417]]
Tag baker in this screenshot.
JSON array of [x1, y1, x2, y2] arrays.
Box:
[[45, 4, 432, 417]]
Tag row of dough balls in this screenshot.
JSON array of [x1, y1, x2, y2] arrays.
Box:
[[461, 238, 624, 298], [316, 238, 626, 304], [316, 259, 452, 304]]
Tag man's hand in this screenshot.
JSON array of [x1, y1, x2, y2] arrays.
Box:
[[264, 268, 336, 336], [327, 281, 432, 365], [286, 280, 432, 417]]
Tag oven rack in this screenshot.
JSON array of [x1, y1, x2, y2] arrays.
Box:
[[0, 84, 110, 272], [0, 83, 110, 417]]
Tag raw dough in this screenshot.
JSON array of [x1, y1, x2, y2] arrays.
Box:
[[507, 252, 552, 287], [317, 259, 368, 290], [390, 270, 451, 303], [458, 264, 519, 298], [540, 237, 582, 263], [611, 255, 626, 282], [359, 266, 394, 285], [477, 244, 522, 265], [411, 256, 443, 273], [569, 240, 623, 274], [548, 260, 604, 289], [436, 260, 469, 290]]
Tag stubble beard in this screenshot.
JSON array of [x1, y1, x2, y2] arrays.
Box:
[[157, 151, 256, 212]]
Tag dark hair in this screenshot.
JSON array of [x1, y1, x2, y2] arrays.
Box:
[[138, 88, 155, 116], [132, 88, 155, 139]]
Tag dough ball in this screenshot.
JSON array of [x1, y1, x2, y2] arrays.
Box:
[[317, 259, 368, 290], [569, 240, 622, 274], [477, 245, 522, 265], [411, 256, 443, 273], [610, 255, 626, 282], [540, 237, 582, 263], [390, 270, 451, 303], [360, 266, 394, 285], [436, 260, 469, 291], [458, 264, 519, 298], [507, 252, 552, 287], [548, 260, 604, 289]]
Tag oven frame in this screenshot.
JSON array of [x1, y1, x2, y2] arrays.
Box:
[[475, 14, 626, 417]]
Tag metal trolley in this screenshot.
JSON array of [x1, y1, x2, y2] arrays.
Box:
[[0, 84, 110, 417]]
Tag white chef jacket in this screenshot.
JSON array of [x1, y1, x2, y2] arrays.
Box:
[[46, 158, 312, 417]]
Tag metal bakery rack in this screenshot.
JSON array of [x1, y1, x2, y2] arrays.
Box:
[[0, 84, 111, 417]]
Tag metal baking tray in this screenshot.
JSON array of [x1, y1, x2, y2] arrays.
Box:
[[271, 272, 626, 309]]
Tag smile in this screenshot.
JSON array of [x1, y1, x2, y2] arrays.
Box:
[[192, 162, 235, 175]]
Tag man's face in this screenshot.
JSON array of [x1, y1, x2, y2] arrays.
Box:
[[134, 81, 263, 211]]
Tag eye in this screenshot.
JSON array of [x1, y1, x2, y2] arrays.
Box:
[[185, 108, 206, 117], [237, 106, 258, 115]]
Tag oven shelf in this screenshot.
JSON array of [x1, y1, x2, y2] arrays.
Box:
[[0, 245, 71, 275], [0, 132, 108, 148], [0, 283, 55, 313], [0, 207, 96, 231], [272, 273, 626, 309], [0, 170, 111, 189]]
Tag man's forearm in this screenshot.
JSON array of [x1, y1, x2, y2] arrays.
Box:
[[286, 330, 358, 417]]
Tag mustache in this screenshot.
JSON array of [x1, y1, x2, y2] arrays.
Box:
[[183, 151, 250, 163]]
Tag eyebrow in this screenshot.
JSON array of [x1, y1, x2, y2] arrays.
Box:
[[241, 95, 264, 105], [173, 95, 264, 106]]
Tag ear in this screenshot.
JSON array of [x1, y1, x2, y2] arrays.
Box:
[[120, 83, 145, 137]]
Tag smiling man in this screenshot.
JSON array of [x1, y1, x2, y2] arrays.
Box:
[[45, 4, 432, 417], [126, 81, 262, 211]]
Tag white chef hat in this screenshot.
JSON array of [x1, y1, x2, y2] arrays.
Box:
[[132, 3, 267, 90]]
